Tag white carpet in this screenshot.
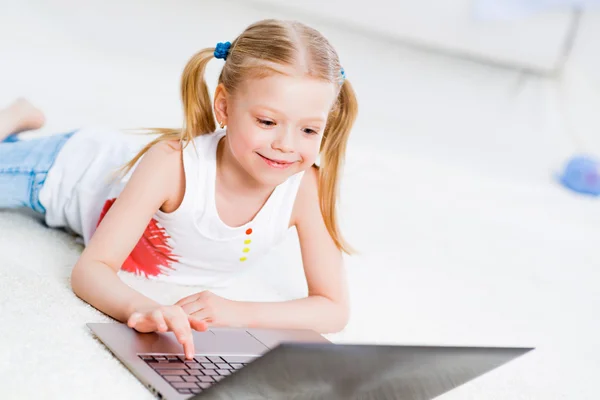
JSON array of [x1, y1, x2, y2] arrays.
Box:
[[1, 1, 599, 399]]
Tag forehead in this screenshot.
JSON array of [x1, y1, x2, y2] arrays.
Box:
[[235, 73, 337, 119]]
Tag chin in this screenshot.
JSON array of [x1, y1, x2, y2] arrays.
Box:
[[256, 171, 296, 187], [258, 164, 308, 187]]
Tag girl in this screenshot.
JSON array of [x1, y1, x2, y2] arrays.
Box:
[[0, 19, 358, 359]]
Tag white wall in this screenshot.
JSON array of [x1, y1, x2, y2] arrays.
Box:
[[249, 0, 574, 72], [560, 11, 600, 154]]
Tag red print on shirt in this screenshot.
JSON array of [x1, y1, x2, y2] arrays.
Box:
[[97, 198, 178, 277]]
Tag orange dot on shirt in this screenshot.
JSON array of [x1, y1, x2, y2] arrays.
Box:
[[245, 228, 253, 235]]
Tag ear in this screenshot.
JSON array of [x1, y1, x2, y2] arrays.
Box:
[[213, 83, 229, 126]]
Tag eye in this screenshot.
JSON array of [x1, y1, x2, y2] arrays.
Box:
[[303, 128, 319, 135], [256, 118, 275, 127]]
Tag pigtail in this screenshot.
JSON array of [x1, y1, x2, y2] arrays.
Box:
[[318, 80, 358, 254], [180, 48, 218, 138], [120, 48, 217, 175]]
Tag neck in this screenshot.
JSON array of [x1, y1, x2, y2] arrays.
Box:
[[216, 135, 274, 200]]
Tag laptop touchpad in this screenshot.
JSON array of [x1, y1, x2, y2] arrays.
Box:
[[193, 329, 269, 355]]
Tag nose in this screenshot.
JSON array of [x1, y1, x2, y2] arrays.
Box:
[[272, 126, 294, 153]]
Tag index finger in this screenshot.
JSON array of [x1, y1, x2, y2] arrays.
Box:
[[163, 311, 195, 359], [182, 336, 196, 360]]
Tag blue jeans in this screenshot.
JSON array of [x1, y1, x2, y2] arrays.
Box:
[[0, 132, 74, 214]]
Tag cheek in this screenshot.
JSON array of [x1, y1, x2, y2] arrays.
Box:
[[299, 138, 322, 164], [230, 137, 253, 162], [227, 127, 264, 163]]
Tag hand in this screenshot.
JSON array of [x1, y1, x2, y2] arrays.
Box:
[[127, 305, 208, 359], [175, 291, 245, 328]]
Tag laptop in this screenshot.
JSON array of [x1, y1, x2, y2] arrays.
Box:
[[88, 323, 533, 400], [88, 322, 330, 399]]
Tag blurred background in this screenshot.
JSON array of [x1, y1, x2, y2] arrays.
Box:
[[1, 0, 600, 398]]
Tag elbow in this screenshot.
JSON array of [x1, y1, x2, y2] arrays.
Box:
[[319, 301, 350, 334], [70, 258, 100, 300], [333, 304, 350, 333], [70, 261, 85, 298]]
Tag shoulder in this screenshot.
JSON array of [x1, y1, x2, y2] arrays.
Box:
[[148, 139, 183, 157], [290, 166, 320, 226], [133, 139, 185, 209], [140, 139, 184, 173], [137, 139, 183, 180]]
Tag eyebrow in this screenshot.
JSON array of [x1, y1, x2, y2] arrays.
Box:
[[253, 105, 327, 123]]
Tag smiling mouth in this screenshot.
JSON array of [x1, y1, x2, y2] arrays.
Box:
[[258, 153, 297, 169]]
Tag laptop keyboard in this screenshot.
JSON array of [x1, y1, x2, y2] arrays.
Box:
[[140, 354, 252, 395]]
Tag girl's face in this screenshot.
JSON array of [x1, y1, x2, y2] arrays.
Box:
[[221, 74, 337, 187]]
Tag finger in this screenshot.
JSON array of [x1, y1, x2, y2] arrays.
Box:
[[152, 310, 168, 332], [175, 291, 204, 307], [127, 312, 141, 328], [188, 315, 209, 332], [128, 312, 156, 333], [180, 301, 204, 315], [189, 308, 210, 322], [164, 311, 195, 359], [182, 337, 196, 360]]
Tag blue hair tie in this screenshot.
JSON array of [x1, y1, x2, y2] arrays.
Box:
[[214, 41, 231, 60], [340, 67, 346, 83]]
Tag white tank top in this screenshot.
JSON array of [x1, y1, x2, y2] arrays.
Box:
[[39, 128, 304, 287]]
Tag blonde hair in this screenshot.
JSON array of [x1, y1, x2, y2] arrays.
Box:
[[122, 19, 358, 253]]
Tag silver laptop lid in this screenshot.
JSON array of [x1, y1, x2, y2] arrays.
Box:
[[194, 342, 533, 400]]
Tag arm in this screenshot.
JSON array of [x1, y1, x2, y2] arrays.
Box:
[[70, 141, 183, 322], [242, 166, 350, 333]]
